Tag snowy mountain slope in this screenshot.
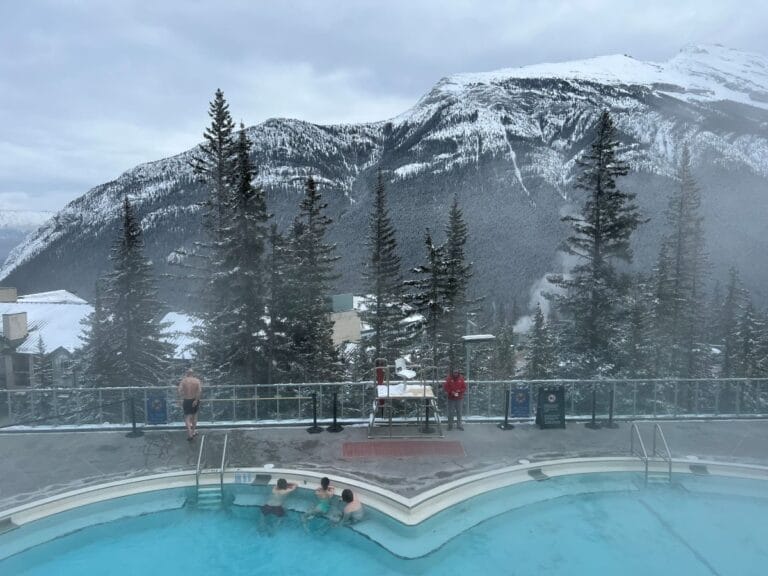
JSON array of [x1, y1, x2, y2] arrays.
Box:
[[2, 44, 768, 308], [0, 209, 53, 265]]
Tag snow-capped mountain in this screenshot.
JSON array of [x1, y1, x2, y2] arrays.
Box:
[[0, 209, 52, 266], [2, 44, 768, 308]]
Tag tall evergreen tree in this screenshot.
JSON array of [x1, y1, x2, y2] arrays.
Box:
[[548, 111, 643, 377], [189, 90, 238, 384], [622, 275, 656, 378], [103, 196, 173, 386], [524, 305, 557, 379], [79, 282, 117, 388], [264, 224, 293, 384], [286, 177, 341, 381], [360, 171, 404, 364], [213, 126, 271, 386], [735, 300, 762, 378], [495, 324, 517, 379], [720, 268, 746, 377], [443, 196, 472, 371], [653, 147, 708, 377], [190, 88, 237, 236], [404, 230, 448, 371]]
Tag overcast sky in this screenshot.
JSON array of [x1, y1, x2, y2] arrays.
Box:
[[1, 0, 766, 213]]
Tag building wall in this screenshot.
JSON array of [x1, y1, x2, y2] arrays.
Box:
[[331, 310, 361, 346]]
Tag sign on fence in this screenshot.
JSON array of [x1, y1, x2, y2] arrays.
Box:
[[146, 394, 168, 425], [536, 386, 565, 429], [509, 387, 531, 418]]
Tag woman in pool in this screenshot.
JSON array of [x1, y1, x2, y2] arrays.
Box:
[[337, 488, 364, 524], [262, 478, 297, 518], [303, 477, 335, 524]]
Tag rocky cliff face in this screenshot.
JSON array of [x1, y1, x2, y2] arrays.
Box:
[[3, 44, 768, 308]]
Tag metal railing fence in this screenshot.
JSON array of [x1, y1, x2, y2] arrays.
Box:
[[1, 378, 766, 428]]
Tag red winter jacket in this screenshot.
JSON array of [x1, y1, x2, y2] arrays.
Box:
[[444, 373, 466, 400]]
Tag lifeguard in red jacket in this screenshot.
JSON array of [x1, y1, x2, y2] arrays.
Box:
[[443, 369, 466, 431]]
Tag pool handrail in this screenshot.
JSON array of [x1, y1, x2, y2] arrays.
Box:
[[653, 423, 673, 482], [219, 434, 228, 496], [630, 422, 650, 484], [195, 435, 206, 491]]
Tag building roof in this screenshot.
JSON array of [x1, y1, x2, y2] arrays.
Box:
[[1, 290, 198, 360], [0, 290, 91, 354]]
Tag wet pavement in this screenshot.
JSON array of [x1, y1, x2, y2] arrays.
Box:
[[2, 418, 768, 512]]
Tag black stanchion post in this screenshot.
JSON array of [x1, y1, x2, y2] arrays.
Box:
[[498, 388, 515, 430], [421, 398, 434, 433], [125, 395, 144, 438], [585, 383, 601, 429], [604, 382, 618, 428], [307, 391, 323, 434], [326, 390, 343, 433]]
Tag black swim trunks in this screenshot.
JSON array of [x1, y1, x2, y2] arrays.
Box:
[[183, 398, 199, 415], [262, 504, 285, 517]]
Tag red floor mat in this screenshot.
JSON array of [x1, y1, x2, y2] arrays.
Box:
[[342, 440, 464, 458]]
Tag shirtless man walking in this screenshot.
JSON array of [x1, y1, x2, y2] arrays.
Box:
[[178, 369, 202, 440]]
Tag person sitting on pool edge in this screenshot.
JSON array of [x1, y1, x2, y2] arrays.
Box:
[[262, 478, 297, 518], [337, 488, 364, 525], [303, 477, 335, 525]]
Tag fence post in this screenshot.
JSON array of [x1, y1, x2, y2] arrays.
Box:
[[420, 398, 434, 434], [604, 381, 618, 428], [326, 390, 343, 433], [498, 386, 514, 430], [585, 382, 601, 429], [307, 392, 323, 434], [125, 395, 144, 438]]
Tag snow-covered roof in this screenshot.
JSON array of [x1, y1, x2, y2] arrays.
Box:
[[461, 334, 497, 342], [0, 291, 199, 359], [18, 290, 88, 305], [0, 290, 91, 354]]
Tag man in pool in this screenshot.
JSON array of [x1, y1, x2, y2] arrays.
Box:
[[262, 478, 297, 518], [177, 368, 202, 441], [302, 477, 335, 526], [337, 488, 364, 525]]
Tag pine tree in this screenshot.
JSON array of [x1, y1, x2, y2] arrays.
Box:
[[622, 275, 656, 378], [443, 196, 473, 371], [264, 224, 293, 384], [189, 90, 239, 385], [524, 305, 556, 379], [720, 268, 746, 377], [360, 172, 404, 364], [213, 125, 270, 386], [403, 230, 449, 371], [495, 324, 516, 379], [653, 147, 708, 378], [34, 335, 54, 388], [103, 196, 173, 386], [548, 110, 643, 377], [79, 282, 119, 388], [286, 177, 341, 381], [29, 335, 54, 421], [735, 300, 762, 378], [190, 88, 237, 236]]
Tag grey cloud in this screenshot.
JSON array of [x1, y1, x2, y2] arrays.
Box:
[[1, 0, 767, 212]]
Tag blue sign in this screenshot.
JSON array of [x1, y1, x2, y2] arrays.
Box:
[[509, 387, 531, 418], [146, 394, 168, 425]]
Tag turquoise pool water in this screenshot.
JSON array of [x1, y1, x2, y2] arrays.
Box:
[[1, 473, 767, 576]]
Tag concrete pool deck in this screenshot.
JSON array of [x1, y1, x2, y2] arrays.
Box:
[[2, 419, 768, 513]]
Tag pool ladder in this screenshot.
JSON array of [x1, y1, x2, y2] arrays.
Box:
[[195, 433, 229, 509], [630, 422, 672, 486]]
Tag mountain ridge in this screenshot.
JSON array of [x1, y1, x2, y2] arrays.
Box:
[[3, 44, 767, 308]]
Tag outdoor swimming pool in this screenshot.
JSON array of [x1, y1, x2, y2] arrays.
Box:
[[1, 472, 767, 576]]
